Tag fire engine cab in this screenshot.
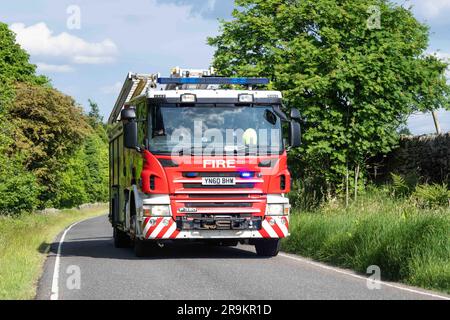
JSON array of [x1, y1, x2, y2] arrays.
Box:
[[108, 67, 301, 257]]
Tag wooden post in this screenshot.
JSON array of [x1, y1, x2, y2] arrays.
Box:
[[354, 163, 360, 201], [345, 163, 349, 207], [431, 110, 441, 134]]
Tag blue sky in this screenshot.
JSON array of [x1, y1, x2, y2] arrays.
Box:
[[1, 0, 448, 134]]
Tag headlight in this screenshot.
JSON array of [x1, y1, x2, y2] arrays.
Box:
[[267, 204, 290, 216], [147, 205, 171, 217]]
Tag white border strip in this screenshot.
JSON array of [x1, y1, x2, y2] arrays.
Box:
[[278, 252, 450, 300]]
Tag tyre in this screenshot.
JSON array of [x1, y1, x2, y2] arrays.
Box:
[[255, 239, 281, 257], [113, 227, 131, 248]]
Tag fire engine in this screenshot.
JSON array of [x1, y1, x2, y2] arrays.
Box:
[[108, 67, 301, 257]]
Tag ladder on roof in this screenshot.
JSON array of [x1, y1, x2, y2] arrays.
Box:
[[108, 72, 158, 124]]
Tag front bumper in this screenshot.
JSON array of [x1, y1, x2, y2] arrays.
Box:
[[139, 215, 289, 240]]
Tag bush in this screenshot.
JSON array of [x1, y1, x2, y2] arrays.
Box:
[[53, 148, 89, 208], [389, 172, 420, 197], [412, 184, 449, 208], [0, 154, 40, 215], [0, 125, 40, 215], [288, 177, 327, 211]]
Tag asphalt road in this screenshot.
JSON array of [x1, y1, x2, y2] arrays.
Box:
[[36, 215, 449, 300]]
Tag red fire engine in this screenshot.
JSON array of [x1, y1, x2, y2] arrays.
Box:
[[108, 67, 301, 257]]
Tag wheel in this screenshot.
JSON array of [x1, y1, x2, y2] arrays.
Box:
[[255, 239, 281, 257], [113, 227, 131, 248]]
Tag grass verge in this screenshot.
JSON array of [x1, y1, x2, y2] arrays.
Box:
[[282, 190, 450, 294], [0, 204, 108, 300]]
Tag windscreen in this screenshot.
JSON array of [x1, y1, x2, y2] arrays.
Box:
[[148, 104, 283, 156]]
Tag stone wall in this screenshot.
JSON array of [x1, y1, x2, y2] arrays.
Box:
[[370, 133, 450, 184]]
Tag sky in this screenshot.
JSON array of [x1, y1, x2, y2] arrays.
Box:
[[0, 0, 448, 134]]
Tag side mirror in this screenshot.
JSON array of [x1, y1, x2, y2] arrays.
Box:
[[121, 108, 138, 149], [121, 108, 136, 121], [290, 108, 301, 121], [289, 120, 301, 148]]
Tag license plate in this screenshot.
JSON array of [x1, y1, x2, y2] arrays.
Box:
[[201, 177, 236, 185]]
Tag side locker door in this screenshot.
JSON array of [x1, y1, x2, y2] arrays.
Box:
[[118, 135, 126, 224], [110, 138, 121, 226]]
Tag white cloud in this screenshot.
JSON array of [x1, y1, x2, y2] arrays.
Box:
[[10, 22, 118, 65], [101, 81, 123, 95], [73, 56, 116, 65], [421, 0, 450, 18], [35, 62, 75, 73], [433, 52, 450, 61], [405, 0, 450, 19]]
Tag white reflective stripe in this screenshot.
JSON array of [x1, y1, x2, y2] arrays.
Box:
[[162, 222, 177, 238], [277, 219, 289, 236], [142, 219, 153, 235], [148, 220, 166, 238], [262, 219, 278, 238]]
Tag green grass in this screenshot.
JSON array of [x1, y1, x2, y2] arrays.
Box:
[[0, 204, 108, 300], [282, 189, 450, 294]]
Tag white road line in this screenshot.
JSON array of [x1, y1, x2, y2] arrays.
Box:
[[49, 216, 100, 300], [278, 252, 450, 300]]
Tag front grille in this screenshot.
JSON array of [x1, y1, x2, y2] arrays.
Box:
[[183, 183, 255, 189], [185, 202, 252, 208], [176, 215, 262, 230]]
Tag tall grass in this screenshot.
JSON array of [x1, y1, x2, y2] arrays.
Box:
[[282, 186, 450, 293], [0, 204, 107, 300]]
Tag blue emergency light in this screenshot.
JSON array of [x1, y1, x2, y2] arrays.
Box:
[[157, 77, 270, 86], [240, 171, 254, 178]]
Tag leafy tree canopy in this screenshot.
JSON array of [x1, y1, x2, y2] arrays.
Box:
[[10, 83, 92, 205], [0, 22, 48, 108], [87, 99, 104, 128], [208, 0, 450, 193]]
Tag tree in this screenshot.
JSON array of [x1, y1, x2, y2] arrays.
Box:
[[54, 147, 89, 208], [208, 0, 450, 198], [0, 22, 49, 214], [10, 82, 91, 207], [0, 141, 41, 215], [83, 129, 109, 203], [87, 99, 104, 128], [398, 126, 412, 136], [0, 22, 48, 111]]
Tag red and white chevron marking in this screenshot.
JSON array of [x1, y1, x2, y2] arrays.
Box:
[[141, 215, 289, 239], [142, 217, 180, 239], [258, 216, 289, 238]]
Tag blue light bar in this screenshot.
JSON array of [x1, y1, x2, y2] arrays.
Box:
[[157, 77, 269, 86], [240, 171, 254, 178]]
